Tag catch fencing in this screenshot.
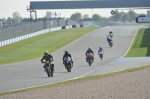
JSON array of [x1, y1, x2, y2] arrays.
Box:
[[0, 19, 78, 42]]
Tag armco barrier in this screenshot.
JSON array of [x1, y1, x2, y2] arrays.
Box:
[[72, 25, 76, 28], [62, 25, 72, 29], [67, 25, 72, 29], [80, 25, 84, 27], [76, 24, 80, 27], [0, 25, 80, 47], [62, 26, 66, 29], [72, 24, 81, 28], [50, 27, 62, 32], [0, 26, 62, 47]]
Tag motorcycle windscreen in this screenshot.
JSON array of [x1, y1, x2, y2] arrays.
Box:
[[67, 57, 71, 63]]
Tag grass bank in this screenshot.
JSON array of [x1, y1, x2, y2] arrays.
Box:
[[0, 65, 150, 95], [125, 28, 150, 57], [0, 27, 99, 65]]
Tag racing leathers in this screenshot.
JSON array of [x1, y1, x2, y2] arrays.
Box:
[[109, 32, 113, 38], [107, 36, 113, 42], [85, 49, 94, 62], [41, 54, 54, 71], [98, 48, 104, 55], [62, 53, 73, 67]]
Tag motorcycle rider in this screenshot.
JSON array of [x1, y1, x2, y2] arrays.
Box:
[[109, 31, 113, 38], [107, 35, 113, 42], [98, 46, 104, 55], [107, 35, 113, 47], [62, 50, 73, 67], [41, 51, 54, 71], [107, 35, 110, 42], [85, 47, 94, 62]]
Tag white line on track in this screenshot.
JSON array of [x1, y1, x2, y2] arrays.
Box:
[[0, 27, 103, 67], [1, 25, 143, 93], [0, 27, 104, 92], [74, 25, 144, 78], [123, 25, 143, 56]]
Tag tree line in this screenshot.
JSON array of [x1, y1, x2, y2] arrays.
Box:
[[0, 10, 146, 28], [0, 12, 23, 25], [0, 12, 61, 28], [70, 10, 146, 21], [0, 12, 65, 25]]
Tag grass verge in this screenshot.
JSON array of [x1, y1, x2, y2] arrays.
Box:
[[125, 28, 150, 57], [0, 65, 150, 95], [0, 27, 99, 65]]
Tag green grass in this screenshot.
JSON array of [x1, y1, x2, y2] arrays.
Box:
[[0, 27, 99, 65], [125, 28, 150, 57], [0, 64, 150, 95]]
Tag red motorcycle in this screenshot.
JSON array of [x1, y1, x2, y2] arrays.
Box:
[[86, 53, 94, 66]]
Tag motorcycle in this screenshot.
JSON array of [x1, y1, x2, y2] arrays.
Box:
[[108, 40, 113, 47], [86, 53, 94, 66], [43, 60, 54, 77], [64, 57, 72, 72], [98, 51, 104, 60]]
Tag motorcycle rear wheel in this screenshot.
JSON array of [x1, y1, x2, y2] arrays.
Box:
[[100, 55, 103, 60], [67, 66, 71, 72], [89, 62, 91, 66]]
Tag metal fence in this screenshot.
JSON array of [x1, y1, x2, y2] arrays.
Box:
[[0, 18, 78, 41]]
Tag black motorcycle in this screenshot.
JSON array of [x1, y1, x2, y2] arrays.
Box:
[[109, 40, 113, 47], [43, 61, 54, 77]]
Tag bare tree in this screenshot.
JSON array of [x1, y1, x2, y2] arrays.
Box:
[[12, 12, 21, 23]]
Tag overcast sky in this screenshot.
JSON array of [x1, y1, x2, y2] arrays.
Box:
[[0, 0, 149, 19]]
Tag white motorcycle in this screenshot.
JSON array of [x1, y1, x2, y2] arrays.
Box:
[[98, 51, 104, 60], [43, 60, 54, 77], [64, 57, 72, 72]]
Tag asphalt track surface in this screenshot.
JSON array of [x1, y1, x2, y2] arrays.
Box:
[[1, 25, 150, 92]]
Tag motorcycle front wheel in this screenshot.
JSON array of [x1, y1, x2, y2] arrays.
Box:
[[67, 64, 71, 72], [46, 68, 50, 77], [88, 59, 92, 66]]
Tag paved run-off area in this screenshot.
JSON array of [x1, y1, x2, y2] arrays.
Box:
[[1, 67, 150, 99]]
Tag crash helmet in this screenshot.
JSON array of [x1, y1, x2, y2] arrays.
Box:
[[44, 51, 49, 56], [100, 46, 102, 49], [109, 31, 112, 34], [88, 47, 91, 50], [64, 50, 68, 54]]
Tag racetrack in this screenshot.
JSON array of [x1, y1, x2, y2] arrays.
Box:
[[0, 25, 147, 92]]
